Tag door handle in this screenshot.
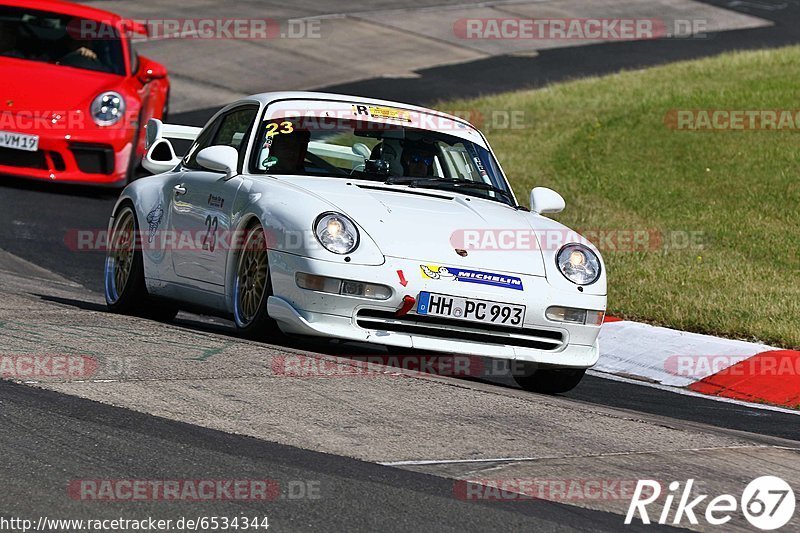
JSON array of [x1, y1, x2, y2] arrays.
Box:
[[173, 184, 187, 195]]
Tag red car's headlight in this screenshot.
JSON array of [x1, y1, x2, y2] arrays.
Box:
[[91, 91, 126, 126]]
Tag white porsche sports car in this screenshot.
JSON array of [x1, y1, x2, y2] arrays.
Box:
[[104, 91, 606, 393]]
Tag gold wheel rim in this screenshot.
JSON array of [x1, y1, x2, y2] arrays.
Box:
[[236, 227, 268, 324], [110, 209, 136, 297]]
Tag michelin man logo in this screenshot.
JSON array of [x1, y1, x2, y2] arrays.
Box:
[[420, 265, 455, 280], [146, 203, 163, 244]]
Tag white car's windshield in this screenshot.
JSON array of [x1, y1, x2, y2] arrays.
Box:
[[0, 6, 125, 75], [251, 115, 516, 206]]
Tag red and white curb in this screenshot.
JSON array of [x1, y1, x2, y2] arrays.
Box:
[[595, 319, 800, 410]]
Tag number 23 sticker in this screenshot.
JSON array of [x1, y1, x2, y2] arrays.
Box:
[[266, 121, 294, 137]]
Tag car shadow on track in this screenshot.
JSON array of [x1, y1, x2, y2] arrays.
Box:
[[0, 173, 122, 199], [33, 292, 410, 359], [165, 308, 525, 389], [40, 292, 514, 385], [35, 294, 107, 312]]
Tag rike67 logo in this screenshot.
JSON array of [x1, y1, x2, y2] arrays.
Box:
[[626, 477, 795, 530]]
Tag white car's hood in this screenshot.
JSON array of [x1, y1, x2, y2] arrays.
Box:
[[277, 176, 547, 277]]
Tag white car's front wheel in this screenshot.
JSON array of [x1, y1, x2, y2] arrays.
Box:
[[233, 222, 281, 339]]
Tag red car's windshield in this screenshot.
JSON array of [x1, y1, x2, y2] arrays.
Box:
[[0, 6, 125, 75]]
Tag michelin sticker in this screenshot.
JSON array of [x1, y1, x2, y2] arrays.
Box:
[[420, 265, 523, 291]]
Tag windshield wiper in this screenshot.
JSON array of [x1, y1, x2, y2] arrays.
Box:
[[384, 176, 465, 186], [385, 177, 516, 206]]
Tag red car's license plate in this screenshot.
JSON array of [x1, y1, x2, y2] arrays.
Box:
[[0, 131, 39, 152]]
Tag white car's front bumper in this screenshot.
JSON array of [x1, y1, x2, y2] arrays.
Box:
[[267, 250, 605, 368]]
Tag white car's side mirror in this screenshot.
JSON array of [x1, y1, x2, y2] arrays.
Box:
[[530, 187, 565, 214], [196, 145, 240, 178], [142, 138, 181, 175]]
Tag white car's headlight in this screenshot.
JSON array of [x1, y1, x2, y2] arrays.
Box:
[[556, 244, 601, 285], [91, 92, 125, 126], [314, 212, 359, 255]]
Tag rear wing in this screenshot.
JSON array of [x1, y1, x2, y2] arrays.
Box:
[[145, 118, 202, 149], [142, 119, 202, 175]]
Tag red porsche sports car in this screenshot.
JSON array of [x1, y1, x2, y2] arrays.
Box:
[[0, 0, 169, 187]]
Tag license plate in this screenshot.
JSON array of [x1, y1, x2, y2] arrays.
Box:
[[417, 292, 526, 328], [0, 131, 39, 152]]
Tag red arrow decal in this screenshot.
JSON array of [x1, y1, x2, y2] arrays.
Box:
[[397, 270, 408, 287]]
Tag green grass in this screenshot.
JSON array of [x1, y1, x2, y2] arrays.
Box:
[[437, 47, 800, 349]]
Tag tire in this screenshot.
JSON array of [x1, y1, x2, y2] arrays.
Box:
[[513, 364, 586, 394], [104, 202, 178, 322], [232, 222, 282, 340]]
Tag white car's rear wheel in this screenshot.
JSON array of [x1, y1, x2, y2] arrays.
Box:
[[513, 365, 585, 394], [233, 223, 281, 339], [105, 203, 177, 321]]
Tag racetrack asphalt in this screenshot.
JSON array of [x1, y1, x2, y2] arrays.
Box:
[[3, 380, 675, 533], [0, 264, 797, 531], [2, 0, 800, 529]]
